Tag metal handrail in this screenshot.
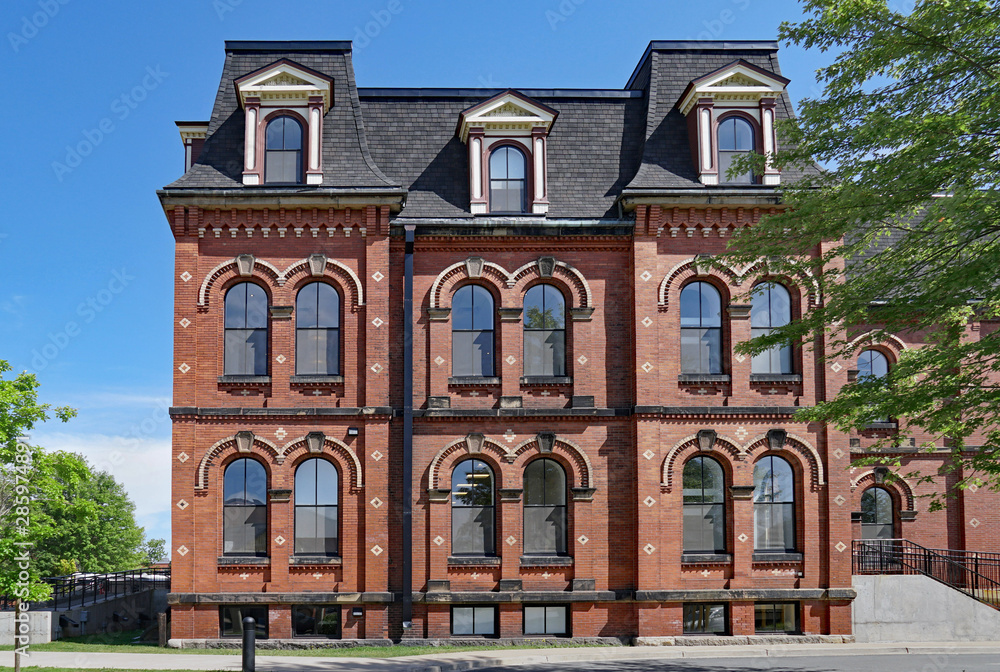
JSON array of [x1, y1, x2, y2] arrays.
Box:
[[853, 539, 1000, 609], [21, 568, 172, 611]]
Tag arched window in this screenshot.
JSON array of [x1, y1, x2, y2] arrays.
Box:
[[523, 458, 567, 556], [861, 487, 895, 540], [753, 455, 795, 552], [223, 458, 267, 556], [452, 285, 495, 377], [523, 284, 566, 377], [296, 283, 340, 376], [224, 282, 268, 376], [489, 145, 527, 213], [750, 283, 792, 374], [683, 456, 726, 553], [265, 115, 303, 184], [294, 458, 339, 556], [680, 281, 723, 374], [857, 349, 889, 381], [718, 116, 755, 184], [451, 459, 495, 556]]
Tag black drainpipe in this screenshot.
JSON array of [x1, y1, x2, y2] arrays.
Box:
[[402, 223, 415, 630]]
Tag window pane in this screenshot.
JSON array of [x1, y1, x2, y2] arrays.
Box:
[[524, 286, 546, 328], [295, 459, 317, 506], [472, 330, 494, 376], [266, 119, 284, 150], [771, 458, 794, 503], [315, 460, 338, 506], [295, 507, 318, 554], [452, 460, 494, 505], [682, 458, 704, 504], [858, 350, 889, 380], [296, 329, 321, 375], [750, 285, 772, 328], [471, 286, 494, 330], [770, 284, 791, 325], [320, 506, 338, 554], [546, 606, 567, 635], [524, 460, 545, 506], [220, 606, 268, 638], [719, 151, 752, 183], [506, 148, 526, 179], [224, 459, 246, 505], [490, 147, 509, 179], [875, 488, 893, 524], [680, 329, 702, 373], [700, 284, 722, 327], [316, 284, 340, 328], [680, 285, 701, 327], [702, 459, 725, 502], [282, 118, 302, 150], [524, 331, 546, 376], [323, 328, 340, 375], [452, 607, 474, 635], [453, 286, 474, 330], [473, 607, 496, 635], [296, 283, 318, 328], [734, 118, 753, 150], [453, 507, 493, 555], [524, 606, 545, 635], [245, 460, 267, 504], [452, 331, 474, 377], [226, 284, 248, 328], [524, 505, 565, 555], [544, 460, 566, 505]]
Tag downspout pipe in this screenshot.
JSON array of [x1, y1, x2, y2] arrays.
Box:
[[402, 223, 415, 631]]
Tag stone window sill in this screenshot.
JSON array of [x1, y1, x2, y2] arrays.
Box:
[[750, 374, 802, 383], [520, 376, 573, 386], [290, 375, 344, 385], [520, 555, 573, 567], [678, 374, 731, 384], [448, 376, 501, 387], [217, 556, 270, 566], [448, 556, 501, 567], [289, 556, 343, 566], [681, 553, 732, 564], [217, 375, 271, 385], [863, 422, 898, 431], [752, 552, 803, 563]]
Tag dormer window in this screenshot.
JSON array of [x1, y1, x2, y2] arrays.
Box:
[[457, 91, 558, 215], [717, 116, 755, 184], [677, 60, 788, 186], [265, 115, 304, 184], [234, 59, 333, 186], [489, 145, 528, 213]]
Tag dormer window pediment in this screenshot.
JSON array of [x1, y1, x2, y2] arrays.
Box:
[[677, 60, 788, 187], [458, 91, 558, 215], [235, 59, 333, 187]]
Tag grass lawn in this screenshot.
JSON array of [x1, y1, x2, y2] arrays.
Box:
[[0, 630, 610, 658]]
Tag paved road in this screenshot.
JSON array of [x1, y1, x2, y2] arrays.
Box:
[[477, 653, 1000, 672]]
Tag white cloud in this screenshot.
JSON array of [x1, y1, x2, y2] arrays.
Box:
[[30, 431, 172, 550]]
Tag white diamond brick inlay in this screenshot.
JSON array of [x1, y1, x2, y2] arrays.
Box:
[[578, 355, 588, 365], [738, 533, 749, 543], [276, 355, 286, 364], [833, 448, 846, 459], [506, 535, 517, 546], [734, 354, 746, 363], [577, 535, 589, 546], [505, 430, 517, 443], [831, 362, 843, 373], [435, 356, 445, 366], [371, 450, 383, 461], [177, 452, 189, 463], [640, 270, 652, 282], [372, 271, 384, 282], [835, 541, 847, 553], [643, 543, 656, 555], [506, 355, 516, 365], [969, 484, 979, 493], [644, 496, 656, 507], [176, 499, 189, 510], [433, 536, 445, 546], [371, 362, 383, 374], [274, 535, 286, 546], [176, 545, 189, 556], [371, 545, 384, 556], [372, 317, 384, 328], [970, 518, 981, 528], [179, 318, 191, 328], [180, 271, 192, 283], [178, 363, 190, 374], [735, 426, 748, 441], [370, 497, 384, 509], [643, 449, 655, 461], [834, 495, 846, 506], [641, 362, 653, 373], [641, 316, 653, 327], [275, 428, 288, 441]]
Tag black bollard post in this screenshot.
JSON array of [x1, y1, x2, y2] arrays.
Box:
[[241, 616, 256, 672]]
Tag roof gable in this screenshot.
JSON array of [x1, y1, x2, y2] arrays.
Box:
[[678, 59, 789, 114], [457, 90, 559, 142], [235, 58, 334, 112]]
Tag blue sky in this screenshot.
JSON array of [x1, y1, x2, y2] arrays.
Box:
[[0, 0, 829, 554]]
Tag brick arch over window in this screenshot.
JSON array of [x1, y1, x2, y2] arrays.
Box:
[[280, 255, 365, 307], [739, 262, 820, 309], [198, 255, 282, 308], [846, 331, 908, 359], [660, 433, 742, 491], [658, 257, 740, 310], [508, 434, 593, 489], [742, 432, 826, 490], [851, 470, 915, 511], [276, 434, 364, 489], [195, 432, 280, 490], [428, 434, 512, 489], [508, 258, 593, 310], [428, 258, 512, 310]]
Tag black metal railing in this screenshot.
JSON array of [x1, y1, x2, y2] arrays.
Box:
[[41, 568, 170, 611], [853, 539, 1000, 609]]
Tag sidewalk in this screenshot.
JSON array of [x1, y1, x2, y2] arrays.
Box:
[[4, 641, 1000, 671]]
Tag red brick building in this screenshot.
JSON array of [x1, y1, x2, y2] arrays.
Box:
[[159, 40, 1000, 645]]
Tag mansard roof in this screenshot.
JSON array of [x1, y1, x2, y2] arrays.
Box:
[[164, 40, 818, 217]]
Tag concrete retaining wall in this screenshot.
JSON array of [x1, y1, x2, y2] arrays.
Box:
[[0, 611, 51, 646], [853, 574, 1000, 642]]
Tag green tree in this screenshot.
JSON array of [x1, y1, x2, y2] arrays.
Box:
[[139, 537, 167, 566], [0, 361, 76, 672], [726, 0, 1000, 505]]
